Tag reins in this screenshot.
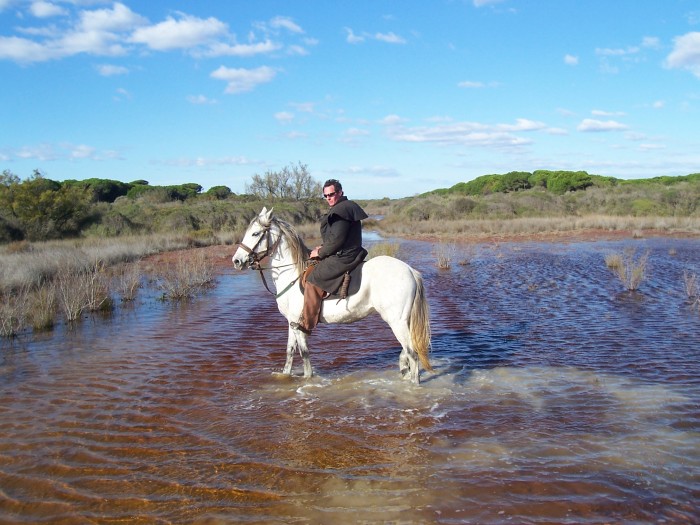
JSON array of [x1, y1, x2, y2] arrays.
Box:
[[237, 222, 303, 299]]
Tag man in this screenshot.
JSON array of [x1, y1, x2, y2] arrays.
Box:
[[290, 179, 368, 334]]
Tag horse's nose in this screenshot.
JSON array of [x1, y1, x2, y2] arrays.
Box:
[[232, 256, 243, 270]]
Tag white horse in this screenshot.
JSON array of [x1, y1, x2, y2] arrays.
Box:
[[232, 207, 432, 384]]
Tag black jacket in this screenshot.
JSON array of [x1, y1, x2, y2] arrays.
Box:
[[306, 197, 368, 294]]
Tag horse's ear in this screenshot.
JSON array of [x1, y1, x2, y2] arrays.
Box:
[[263, 207, 274, 223]]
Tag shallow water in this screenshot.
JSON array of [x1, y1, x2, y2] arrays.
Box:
[[1, 237, 699, 524]]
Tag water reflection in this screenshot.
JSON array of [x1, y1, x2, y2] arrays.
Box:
[[1, 238, 699, 523]]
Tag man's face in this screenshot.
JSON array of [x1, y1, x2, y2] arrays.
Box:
[[323, 186, 342, 206]]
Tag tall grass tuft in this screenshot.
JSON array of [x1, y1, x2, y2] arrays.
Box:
[[56, 257, 112, 322], [115, 262, 142, 302], [28, 281, 57, 332], [683, 270, 699, 308], [368, 242, 401, 259], [0, 285, 29, 338], [157, 251, 215, 301], [434, 242, 456, 270], [605, 248, 650, 291]]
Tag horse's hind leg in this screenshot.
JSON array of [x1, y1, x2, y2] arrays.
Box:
[[399, 348, 410, 378], [390, 320, 420, 384]]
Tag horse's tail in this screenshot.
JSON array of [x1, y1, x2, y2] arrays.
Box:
[[409, 268, 432, 371]]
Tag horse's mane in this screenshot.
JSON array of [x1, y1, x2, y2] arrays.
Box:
[[269, 217, 310, 275]]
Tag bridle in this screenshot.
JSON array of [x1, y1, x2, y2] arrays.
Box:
[[237, 221, 300, 298], [236, 222, 281, 271]]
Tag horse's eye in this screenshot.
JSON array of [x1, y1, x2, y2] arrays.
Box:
[[252, 232, 261, 237]]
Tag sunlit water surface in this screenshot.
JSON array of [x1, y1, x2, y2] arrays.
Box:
[[1, 237, 699, 524]]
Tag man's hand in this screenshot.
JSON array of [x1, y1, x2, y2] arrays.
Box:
[[310, 246, 322, 259]]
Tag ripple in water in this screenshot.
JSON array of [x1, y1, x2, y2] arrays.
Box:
[[1, 238, 699, 523]]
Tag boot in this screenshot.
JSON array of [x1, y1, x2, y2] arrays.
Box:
[[291, 280, 324, 334]]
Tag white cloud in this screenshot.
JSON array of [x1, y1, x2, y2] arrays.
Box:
[[340, 127, 370, 143], [641, 36, 660, 49], [639, 143, 666, 151], [0, 35, 52, 62], [286, 44, 309, 56], [30, 1, 67, 18], [473, 0, 505, 7], [290, 101, 315, 113], [345, 28, 364, 44], [0, 5, 309, 64], [564, 54, 578, 65], [380, 114, 407, 125], [269, 16, 303, 34], [187, 94, 217, 105], [344, 28, 406, 44], [665, 32, 700, 78], [274, 111, 294, 123], [210, 65, 277, 94], [0, 2, 145, 62], [374, 31, 406, 44], [652, 100, 665, 109], [197, 40, 281, 58], [591, 109, 625, 117], [384, 118, 546, 149], [70, 144, 95, 159], [5, 142, 120, 161], [163, 156, 255, 168], [96, 63, 128, 76], [459, 80, 485, 88], [78, 2, 147, 33], [596, 45, 640, 57], [577, 119, 628, 132], [130, 13, 227, 51]]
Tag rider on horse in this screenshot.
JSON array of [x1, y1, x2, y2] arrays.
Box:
[[290, 179, 368, 335]]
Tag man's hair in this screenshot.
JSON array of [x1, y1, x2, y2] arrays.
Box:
[[323, 179, 342, 193]]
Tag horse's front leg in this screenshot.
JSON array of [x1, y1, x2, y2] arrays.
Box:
[[282, 328, 296, 375]]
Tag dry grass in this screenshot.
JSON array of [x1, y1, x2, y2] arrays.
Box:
[[605, 248, 650, 291], [376, 214, 700, 239], [0, 234, 202, 292], [114, 262, 142, 302], [434, 242, 457, 270], [156, 251, 215, 301], [683, 270, 699, 309], [368, 242, 401, 259], [55, 258, 112, 323], [0, 285, 29, 337]]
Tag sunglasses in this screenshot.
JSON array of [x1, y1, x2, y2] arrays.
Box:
[[323, 191, 338, 199]]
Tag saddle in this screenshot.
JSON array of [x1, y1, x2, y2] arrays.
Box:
[[300, 252, 366, 300]]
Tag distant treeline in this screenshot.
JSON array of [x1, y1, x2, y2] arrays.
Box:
[[2, 167, 700, 244], [0, 165, 324, 243], [427, 170, 700, 196]]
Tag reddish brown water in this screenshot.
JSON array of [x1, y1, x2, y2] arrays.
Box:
[[1, 237, 699, 524]]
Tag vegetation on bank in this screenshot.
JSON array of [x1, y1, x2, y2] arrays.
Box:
[[2, 167, 699, 245], [365, 171, 700, 237], [0, 163, 324, 243]]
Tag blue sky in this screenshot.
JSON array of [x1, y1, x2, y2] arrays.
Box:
[[1, 0, 699, 199]]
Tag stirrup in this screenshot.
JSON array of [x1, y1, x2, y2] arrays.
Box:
[[290, 321, 311, 335]]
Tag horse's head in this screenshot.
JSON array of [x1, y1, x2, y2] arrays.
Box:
[[232, 207, 275, 270]]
